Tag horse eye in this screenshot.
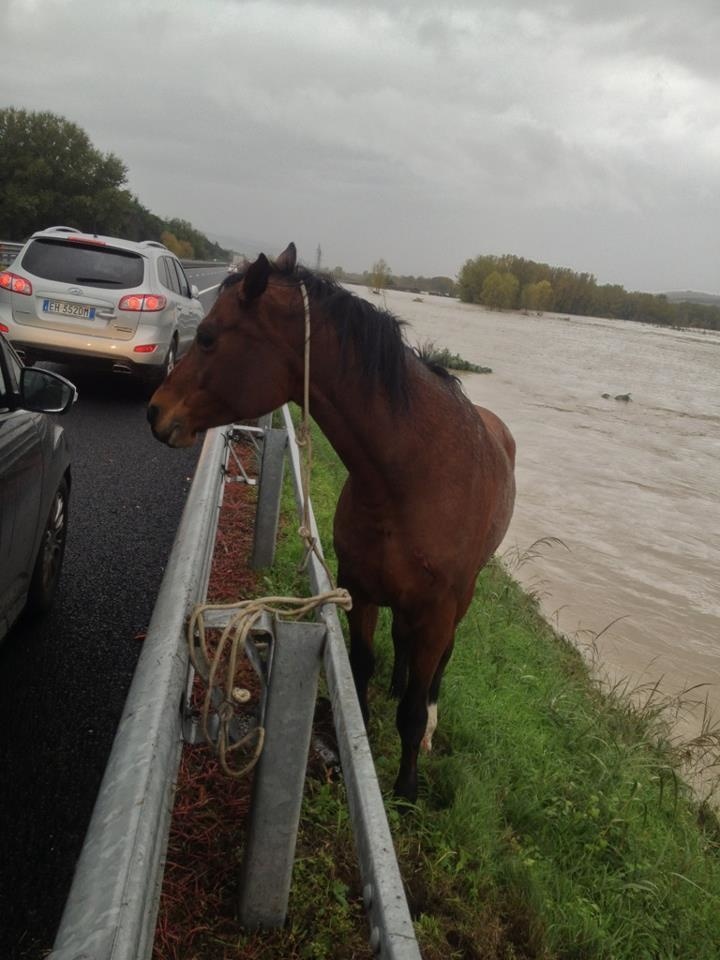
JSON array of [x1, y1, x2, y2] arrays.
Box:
[[196, 327, 215, 350]]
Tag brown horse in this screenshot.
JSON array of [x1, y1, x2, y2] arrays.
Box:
[[147, 244, 515, 801]]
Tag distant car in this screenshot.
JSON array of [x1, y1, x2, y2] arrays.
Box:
[[0, 332, 76, 642], [0, 226, 205, 385]]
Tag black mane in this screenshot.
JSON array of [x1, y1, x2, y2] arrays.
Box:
[[221, 260, 457, 408]]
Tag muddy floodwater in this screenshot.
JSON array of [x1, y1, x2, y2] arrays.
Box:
[[350, 285, 720, 747]]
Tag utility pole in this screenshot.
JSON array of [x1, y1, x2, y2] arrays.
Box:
[[315, 244, 322, 271]]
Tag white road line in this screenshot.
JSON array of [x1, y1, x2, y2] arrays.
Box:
[[198, 283, 221, 295]]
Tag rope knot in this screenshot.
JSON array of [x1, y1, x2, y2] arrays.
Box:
[[218, 700, 235, 723], [332, 587, 353, 611], [188, 588, 353, 779]]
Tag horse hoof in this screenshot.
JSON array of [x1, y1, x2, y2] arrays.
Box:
[[393, 777, 418, 805]]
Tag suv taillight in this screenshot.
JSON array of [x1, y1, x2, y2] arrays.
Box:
[[0, 271, 32, 295], [118, 294, 167, 312]]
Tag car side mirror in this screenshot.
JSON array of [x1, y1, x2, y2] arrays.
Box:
[[191, 285, 199, 299], [19, 367, 77, 414]]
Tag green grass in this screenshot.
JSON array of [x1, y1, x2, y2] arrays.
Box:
[[415, 339, 493, 374], [247, 410, 720, 960]]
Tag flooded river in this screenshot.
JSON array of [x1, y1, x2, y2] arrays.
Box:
[[350, 285, 720, 749]]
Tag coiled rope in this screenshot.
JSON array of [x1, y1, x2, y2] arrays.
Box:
[[187, 280, 352, 779]]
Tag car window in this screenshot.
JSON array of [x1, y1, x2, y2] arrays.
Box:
[[160, 257, 180, 293], [157, 257, 171, 291], [172, 259, 191, 298], [22, 239, 144, 289]]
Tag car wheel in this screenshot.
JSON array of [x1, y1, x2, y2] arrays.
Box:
[[161, 339, 177, 380], [28, 477, 69, 615]]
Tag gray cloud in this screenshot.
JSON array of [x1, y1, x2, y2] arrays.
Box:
[[3, 0, 719, 292]]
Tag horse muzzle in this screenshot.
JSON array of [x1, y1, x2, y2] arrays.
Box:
[[147, 404, 195, 448]]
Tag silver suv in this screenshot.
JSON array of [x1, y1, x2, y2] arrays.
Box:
[[0, 226, 204, 385]]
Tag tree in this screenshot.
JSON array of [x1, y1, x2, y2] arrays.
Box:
[[521, 279, 553, 312], [454, 245, 720, 330], [457, 255, 500, 303], [370, 258, 392, 291], [0, 107, 127, 239], [481, 271, 519, 310], [161, 231, 194, 259], [0, 107, 231, 262], [428, 276, 457, 297]]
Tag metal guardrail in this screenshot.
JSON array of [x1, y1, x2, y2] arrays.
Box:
[[179, 259, 227, 268], [0, 241, 22, 267], [49, 427, 227, 960], [280, 407, 420, 958], [49, 411, 420, 959]]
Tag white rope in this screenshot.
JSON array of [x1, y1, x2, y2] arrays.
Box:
[[188, 591, 351, 779], [187, 277, 352, 779], [294, 281, 337, 586]]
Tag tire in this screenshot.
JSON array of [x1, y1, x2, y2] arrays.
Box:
[[143, 339, 177, 398], [27, 477, 69, 615], [161, 339, 177, 381]]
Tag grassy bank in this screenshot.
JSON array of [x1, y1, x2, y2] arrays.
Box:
[[215, 414, 720, 959]]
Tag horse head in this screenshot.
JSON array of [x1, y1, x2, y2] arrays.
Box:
[[147, 243, 302, 447]]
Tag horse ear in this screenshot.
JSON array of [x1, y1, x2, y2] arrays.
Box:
[[274, 242, 297, 273], [242, 253, 270, 301]]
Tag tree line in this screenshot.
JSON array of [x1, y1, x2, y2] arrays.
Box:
[[0, 108, 230, 261], [332, 260, 457, 298], [457, 253, 720, 331], [16, 105, 708, 328]]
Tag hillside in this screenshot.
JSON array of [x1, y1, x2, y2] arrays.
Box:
[[665, 290, 720, 306]]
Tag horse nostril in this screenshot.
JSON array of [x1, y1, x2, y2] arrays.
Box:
[[147, 403, 158, 428]]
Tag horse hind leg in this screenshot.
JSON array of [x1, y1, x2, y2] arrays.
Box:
[[420, 589, 471, 753], [394, 614, 456, 802], [344, 592, 378, 727], [389, 610, 410, 699], [421, 642, 454, 753]]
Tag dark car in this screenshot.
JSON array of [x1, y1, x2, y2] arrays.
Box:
[[0, 332, 76, 641]]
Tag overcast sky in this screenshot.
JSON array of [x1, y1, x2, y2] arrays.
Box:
[[4, 0, 720, 292]]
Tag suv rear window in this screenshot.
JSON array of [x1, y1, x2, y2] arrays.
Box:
[[22, 239, 144, 289]]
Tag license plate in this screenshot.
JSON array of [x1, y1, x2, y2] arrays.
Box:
[[43, 299, 96, 320]]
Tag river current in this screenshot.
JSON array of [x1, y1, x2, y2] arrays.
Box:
[[349, 285, 720, 752]]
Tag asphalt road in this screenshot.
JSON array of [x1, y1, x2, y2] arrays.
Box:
[[0, 266, 227, 959]]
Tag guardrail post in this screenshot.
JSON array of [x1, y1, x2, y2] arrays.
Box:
[[238, 619, 326, 929], [281, 406, 421, 958], [250, 427, 287, 569]]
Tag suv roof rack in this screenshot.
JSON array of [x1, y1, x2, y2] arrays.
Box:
[[44, 226, 83, 234], [139, 240, 168, 250]]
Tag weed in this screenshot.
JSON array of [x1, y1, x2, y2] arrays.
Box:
[[415, 338, 493, 373]]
